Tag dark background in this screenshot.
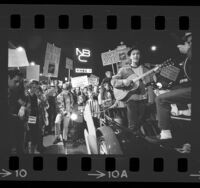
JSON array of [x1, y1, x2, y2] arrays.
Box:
[[8, 30, 186, 82]]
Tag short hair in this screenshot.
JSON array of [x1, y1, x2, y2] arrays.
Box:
[[8, 69, 23, 79], [127, 46, 141, 57]]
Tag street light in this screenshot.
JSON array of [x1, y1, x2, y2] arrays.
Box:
[[30, 61, 36, 66], [16, 46, 25, 52], [150, 45, 157, 51]]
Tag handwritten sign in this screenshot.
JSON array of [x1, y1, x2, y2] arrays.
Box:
[[66, 57, 73, 70], [43, 43, 61, 77], [101, 50, 119, 66], [71, 76, 89, 88]]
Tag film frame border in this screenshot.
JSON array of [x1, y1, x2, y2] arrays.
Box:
[[1, 4, 200, 182]]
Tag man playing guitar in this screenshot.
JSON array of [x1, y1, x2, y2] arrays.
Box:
[[111, 46, 155, 137], [154, 32, 192, 142]]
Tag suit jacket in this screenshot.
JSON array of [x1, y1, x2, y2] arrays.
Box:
[[111, 64, 155, 102]]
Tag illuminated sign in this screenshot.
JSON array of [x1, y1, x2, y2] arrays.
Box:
[[75, 68, 92, 73], [75, 48, 91, 62]]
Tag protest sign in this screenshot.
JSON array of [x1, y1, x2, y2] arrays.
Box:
[[26, 65, 40, 81], [66, 57, 73, 70], [43, 43, 61, 77], [71, 76, 89, 88], [88, 74, 99, 86], [101, 50, 119, 66], [8, 48, 29, 67]]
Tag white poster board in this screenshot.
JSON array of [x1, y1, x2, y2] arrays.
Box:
[[101, 50, 119, 66], [8, 48, 29, 67], [26, 65, 40, 81], [88, 74, 99, 86], [71, 76, 89, 88], [43, 43, 61, 77]]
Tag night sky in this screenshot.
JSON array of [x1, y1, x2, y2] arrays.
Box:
[[9, 30, 186, 82]]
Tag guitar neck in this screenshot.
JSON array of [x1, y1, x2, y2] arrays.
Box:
[[133, 68, 156, 82]]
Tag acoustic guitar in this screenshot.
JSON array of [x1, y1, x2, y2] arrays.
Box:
[[182, 57, 191, 81], [113, 59, 174, 101]]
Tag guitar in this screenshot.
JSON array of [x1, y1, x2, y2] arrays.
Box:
[[182, 57, 191, 81], [113, 59, 174, 101]]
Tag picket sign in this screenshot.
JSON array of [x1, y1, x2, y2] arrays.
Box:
[[88, 74, 99, 86], [8, 48, 29, 67], [43, 43, 61, 78], [71, 75, 89, 88]]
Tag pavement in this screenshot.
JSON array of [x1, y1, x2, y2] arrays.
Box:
[[42, 134, 87, 154]]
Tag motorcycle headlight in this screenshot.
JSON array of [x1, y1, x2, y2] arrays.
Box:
[[70, 113, 78, 121], [156, 82, 162, 89]]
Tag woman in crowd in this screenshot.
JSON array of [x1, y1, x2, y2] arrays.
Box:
[[25, 80, 42, 154], [36, 86, 49, 138], [99, 82, 115, 109]]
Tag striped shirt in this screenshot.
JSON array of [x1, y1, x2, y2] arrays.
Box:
[[87, 98, 100, 118]]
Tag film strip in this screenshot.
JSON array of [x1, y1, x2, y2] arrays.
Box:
[[1, 4, 200, 182]]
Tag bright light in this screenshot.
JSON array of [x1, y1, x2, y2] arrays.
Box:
[[39, 73, 43, 76], [17, 47, 25, 52], [30, 61, 36, 66], [151, 45, 157, 51], [156, 82, 162, 89], [76, 48, 91, 62], [70, 113, 78, 121]]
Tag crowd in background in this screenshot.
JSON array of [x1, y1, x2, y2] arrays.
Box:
[[8, 68, 127, 154]]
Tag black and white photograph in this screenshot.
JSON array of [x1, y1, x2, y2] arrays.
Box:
[[7, 30, 192, 157]]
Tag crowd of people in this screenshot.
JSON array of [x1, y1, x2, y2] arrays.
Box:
[[7, 32, 192, 155], [8, 68, 123, 154]]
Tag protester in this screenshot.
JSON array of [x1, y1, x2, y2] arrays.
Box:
[[36, 86, 49, 138], [101, 71, 113, 88], [100, 82, 115, 109], [54, 83, 74, 144], [25, 80, 42, 154], [8, 69, 27, 154]]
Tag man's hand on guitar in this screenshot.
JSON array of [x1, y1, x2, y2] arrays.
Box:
[[122, 79, 133, 87]]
